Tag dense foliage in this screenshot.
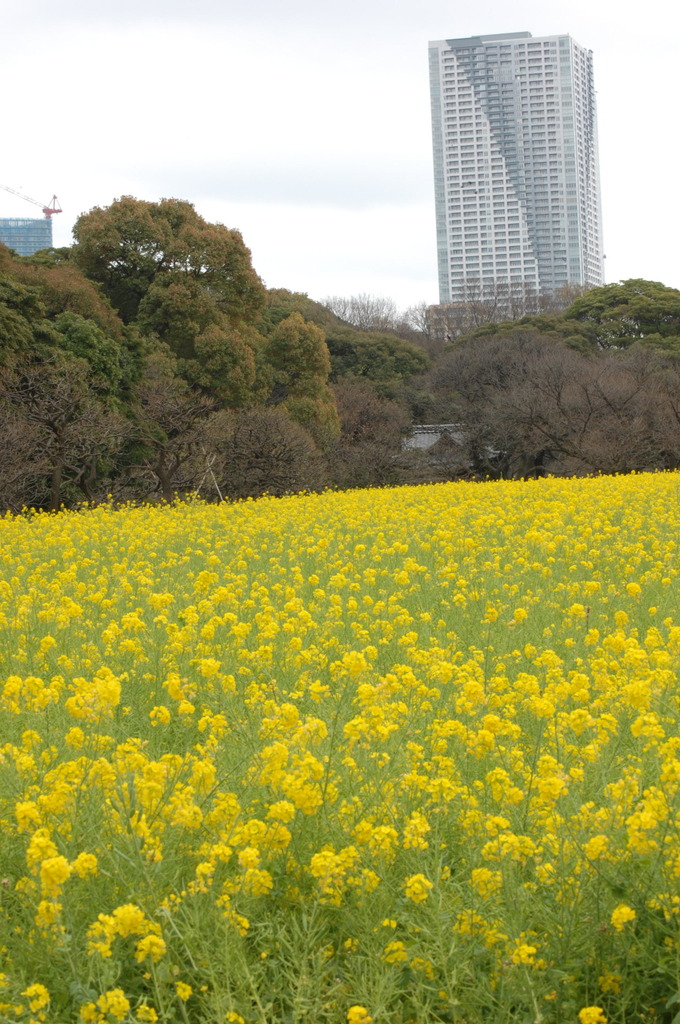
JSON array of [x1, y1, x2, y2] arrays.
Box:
[[455, 279, 680, 353], [0, 202, 343, 510], [425, 331, 680, 479], [1, 193, 680, 511]]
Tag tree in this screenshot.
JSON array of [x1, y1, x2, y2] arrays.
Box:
[[563, 279, 680, 349], [445, 279, 680, 356], [426, 281, 588, 346], [191, 322, 260, 408], [51, 313, 125, 396], [219, 406, 326, 500], [3, 248, 126, 343], [401, 302, 431, 336], [264, 312, 339, 444], [428, 330, 568, 477], [397, 302, 446, 359], [324, 328, 429, 397], [321, 293, 399, 332], [0, 396, 48, 512], [136, 274, 259, 406], [564, 350, 673, 473], [0, 355, 129, 511], [127, 353, 225, 502], [260, 290, 430, 401], [0, 250, 137, 510], [0, 247, 141, 397], [266, 312, 331, 384], [452, 313, 597, 353], [71, 198, 268, 408], [428, 331, 680, 478], [135, 273, 220, 357], [0, 272, 52, 356], [329, 377, 410, 488], [434, 281, 544, 335], [258, 288, 340, 335], [72, 197, 266, 326], [650, 356, 680, 465]]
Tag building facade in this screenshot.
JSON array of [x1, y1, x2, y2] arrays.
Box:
[[429, 31, 604, 304], [0, 217, 53, 257]]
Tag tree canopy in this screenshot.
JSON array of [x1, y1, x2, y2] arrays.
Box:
[[260, 289, 430, 396], [72, 196, 266, 325], [325, 327, 429, 395], [70, 197, 274, 407], [451, 279, 680, 353], [264, 312, 339, 444], [5, 191, 680, 511], [0, 244, 139, 394], [564, 279, 680, 349], [5, 251, 126, 342]]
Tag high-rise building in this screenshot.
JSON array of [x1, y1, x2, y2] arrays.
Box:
[[429, 31, 604, 304], [0, 217, 53, 257]]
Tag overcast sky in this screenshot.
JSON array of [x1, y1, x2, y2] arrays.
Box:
[[3, 0, 679, 311]]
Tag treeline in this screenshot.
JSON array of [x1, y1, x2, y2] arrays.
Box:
[[0, 197, 428, 512], [1, 195, 680, 512], [415, 278, 680, 480]]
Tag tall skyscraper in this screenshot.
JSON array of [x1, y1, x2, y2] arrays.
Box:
[[429, 31, 604, 304], [0, 217, 53, 257]]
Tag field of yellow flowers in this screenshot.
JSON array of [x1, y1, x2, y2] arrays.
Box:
[[1, 474, 680, 1024]]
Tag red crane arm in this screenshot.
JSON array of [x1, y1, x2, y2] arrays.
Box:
[[0, 184, 62, 218]]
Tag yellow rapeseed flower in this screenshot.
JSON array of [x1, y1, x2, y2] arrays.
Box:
[[347, 1007, 372, 1024], [578, 1008, 607, 1024], [403, 873, 433, 903], [175, 982, 192, 1001], [610, 904, 636, 932], [21, 984, 50, 1012]]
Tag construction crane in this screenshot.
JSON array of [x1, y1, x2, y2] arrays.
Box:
[[0, 184, 62, 218]]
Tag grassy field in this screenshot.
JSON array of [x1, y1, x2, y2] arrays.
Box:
[[1, 474, 680, 1024]]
